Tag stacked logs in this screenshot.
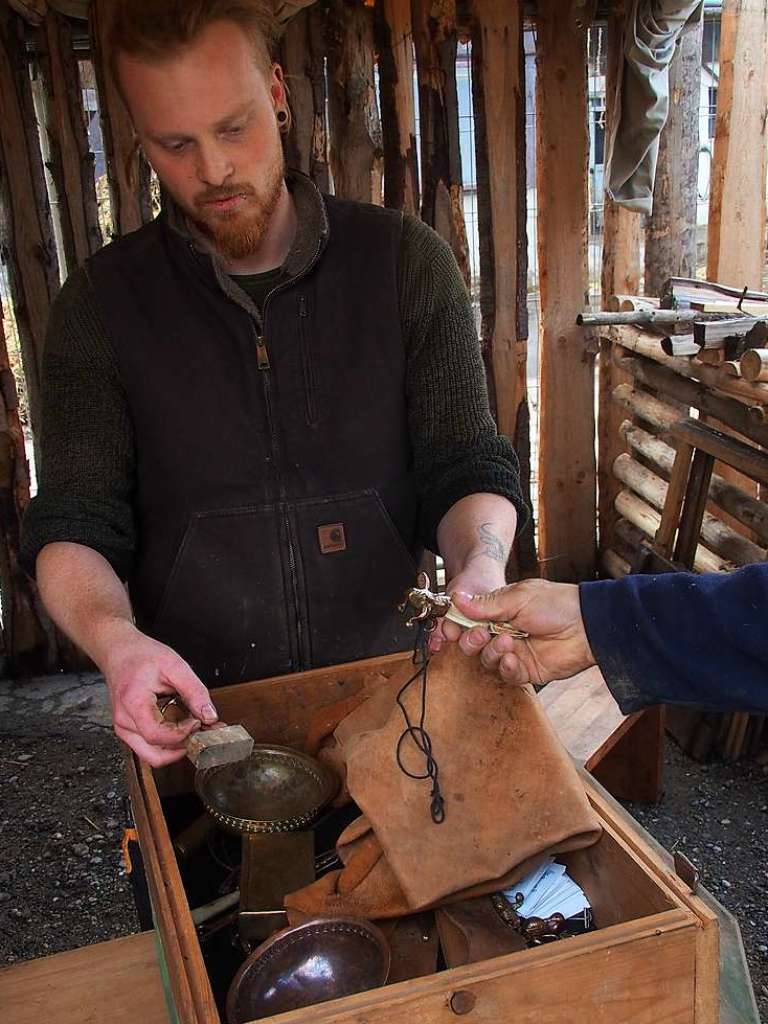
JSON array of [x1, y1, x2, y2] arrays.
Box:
[[589, 291, 768, 760]]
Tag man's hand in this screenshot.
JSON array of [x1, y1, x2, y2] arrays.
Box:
[[102, 621, 219, 767], [430, 494, 517, 654], [36, 543, 219, 768], [450, 580, 596, 685]]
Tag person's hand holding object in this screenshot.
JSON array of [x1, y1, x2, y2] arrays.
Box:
[[451, 579, 597, 685]]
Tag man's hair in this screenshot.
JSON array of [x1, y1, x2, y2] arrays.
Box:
[[107, 0, 278, 87]]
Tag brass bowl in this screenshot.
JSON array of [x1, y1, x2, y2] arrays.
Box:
[[226, 917, 391, 1023], [196, 744, 338, 835]]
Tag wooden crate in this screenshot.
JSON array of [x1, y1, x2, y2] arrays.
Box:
[[126, 652, 720, 1024]]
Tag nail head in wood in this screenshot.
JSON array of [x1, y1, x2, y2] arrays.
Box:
[[450, 991, 476, 1015]]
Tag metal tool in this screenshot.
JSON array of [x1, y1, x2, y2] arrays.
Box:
[[399, 572, 529, 638]]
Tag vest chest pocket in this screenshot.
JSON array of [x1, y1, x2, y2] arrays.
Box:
[[292, 489, 419, 667], [298, 295, 319, 427]]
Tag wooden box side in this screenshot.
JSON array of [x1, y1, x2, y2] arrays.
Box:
[[125, 749, 219, 1024], [260, 910, 697, 1024]]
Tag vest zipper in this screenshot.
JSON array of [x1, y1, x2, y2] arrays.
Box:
[[251, 327, 303, 668]]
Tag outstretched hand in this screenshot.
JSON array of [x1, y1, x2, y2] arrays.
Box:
[[450, 579, 596, 685], [103, 625, 219, 767]]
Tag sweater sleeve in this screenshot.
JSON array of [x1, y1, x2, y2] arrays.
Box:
[[20, 267, 137, 580], [398, 214, 529, 553], [578, 565, 768, 714]]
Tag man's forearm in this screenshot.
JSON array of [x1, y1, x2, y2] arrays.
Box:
[[36, 542, 140, 671], [436, 493, 517, 585]]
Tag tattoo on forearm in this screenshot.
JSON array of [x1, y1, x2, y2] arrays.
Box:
[[477, 522, 508, 564]]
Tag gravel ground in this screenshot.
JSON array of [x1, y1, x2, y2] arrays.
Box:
[[0, 701, 765, 1019]]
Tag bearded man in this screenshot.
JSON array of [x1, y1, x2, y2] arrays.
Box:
[[21, 0, 526, 767]]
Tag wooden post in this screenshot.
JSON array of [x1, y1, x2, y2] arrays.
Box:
[[326, 0, 383, 204], [374, 0, 419, 215], [0, 6, 60, 454], [535, 0, 596, 582], [471, 0, 536, 576], [0, 306, 58, 674], [705, 0, 768, 528], [707, 0, 768, 290], [36, 10, 102, 273], [280, 5, 330, 193], [411, 0, 470, 285], [644, 17, 702, 297], [89, 0, 153, 237], [599, 10, 642, 560]]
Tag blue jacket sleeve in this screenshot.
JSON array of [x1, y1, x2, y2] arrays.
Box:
[[578, 565, 768, 714]]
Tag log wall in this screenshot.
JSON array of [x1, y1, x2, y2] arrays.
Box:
[[0, 1, 765, 675]]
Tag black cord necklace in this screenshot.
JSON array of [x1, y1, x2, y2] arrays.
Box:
[[395, 621, 445, 824]]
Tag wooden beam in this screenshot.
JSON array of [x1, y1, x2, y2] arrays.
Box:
[[0, 305, 58, 673], [599, 11, 642, 562], [471, 0, 536, 577], [375, 0, 419, 215], [536, 0, 595, 582], [0, 5, 60, 452], [326, 0, 382, 203], [89, 0, 152, 237], [281, 5, 330, 193], [36, 9, 102, 271], [644, 15, 702, 298], [707, 0, 768, 290], [621, 420, 768, 544], [412, 0, 470, 284]]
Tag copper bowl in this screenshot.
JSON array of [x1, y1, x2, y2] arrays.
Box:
[[196, 744, 337, 835], [226, 917, 390, 1023]]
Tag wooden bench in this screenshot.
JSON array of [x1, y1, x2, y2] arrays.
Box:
[[539, 666, 664, 803], [0, 931, 170, 1024]]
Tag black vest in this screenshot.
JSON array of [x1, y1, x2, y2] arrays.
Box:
[[87, 194, 419, 686]]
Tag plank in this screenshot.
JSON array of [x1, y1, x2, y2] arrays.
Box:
[[88, 0, 153, 236], [471, 0, 536, 577], [706, 0, 768, 291], [37, 10, 101, 271], [0, 5, 60, 450], [535, 0, 596, 582], [412, 0, 470, 284], [644, 14, 701, 297], [270, 912, 696, 1024], [0, 932, 170, 1024], [375, 0, 418, 215], [672, 417, 768, 486], [327, 0, 382, 203]]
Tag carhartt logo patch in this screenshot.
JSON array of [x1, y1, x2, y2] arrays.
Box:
[[318, 523, 346, 554]]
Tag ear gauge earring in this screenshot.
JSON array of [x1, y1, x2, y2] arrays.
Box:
[[276, 108, 291, 134]]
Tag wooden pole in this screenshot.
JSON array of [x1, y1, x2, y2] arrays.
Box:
[[707, 0, 768, 290], [0, 306, 58, 674], [470, 0, 535, 576], [326, 0, 383, 204], [644, 17, 702, 298], [375, 0, 419, 215], [535, 0, 595, 582], [280, 5, 330, 193], [36, 9, 102, 272], [89, 0, 152, 237], [280, 9, 315, 179], [411, 0, 470, 285], [0, 6, 60, 456], [599, 10, 642, 562]]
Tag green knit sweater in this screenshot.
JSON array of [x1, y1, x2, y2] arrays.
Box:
[[21, 191, 526, 580]]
